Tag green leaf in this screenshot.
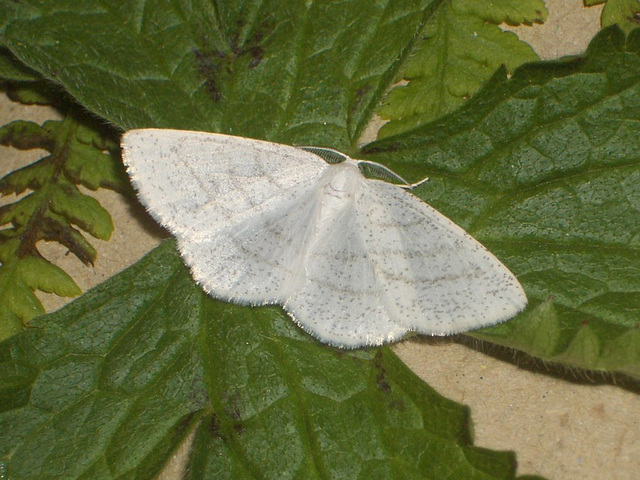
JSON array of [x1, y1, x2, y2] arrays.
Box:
[[0, 241, 518, 480], [601, 0, 640, 35], [365, 26, 640, 378], [0, 254, 82, 339], [0, 0, 436, 150], [4, 81, 59, 105], [0, 110, 125, 339], [0, 1, 637, 379], [0, 0, 638, 475], [0, 47, 41, 81], [377, 0, 546, 138]]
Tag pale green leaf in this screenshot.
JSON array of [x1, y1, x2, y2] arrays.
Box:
[[377, 0, 546, 138], [18, 256, 82, 297], [0, 113, 120, 334], [49, 181, 113, 240], [602, 0, 640, 35]]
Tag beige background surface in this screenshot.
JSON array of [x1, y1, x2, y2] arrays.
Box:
[[2, 1, 639, 479]]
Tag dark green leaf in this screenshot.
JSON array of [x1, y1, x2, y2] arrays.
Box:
[[0, 47, 40, 81], [0, 1, 637, 476], [0, 241, 518, 480], [4, 81, 59, 105], [0, 0, 436, 149], [365, 26, 640, 378], [0, 242, 208, 479], [0, 119, 55, 155], [0, 1, 638, 377]]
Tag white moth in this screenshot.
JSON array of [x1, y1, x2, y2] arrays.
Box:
[[121, 129, 527, 347]]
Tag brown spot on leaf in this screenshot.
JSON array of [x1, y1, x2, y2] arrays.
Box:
[[208, 414, 223, 439], [248, 46, 264, 69], [374, 350, 392, 393], [222, 390, 245, 435], [193, 49, 224, 102]]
